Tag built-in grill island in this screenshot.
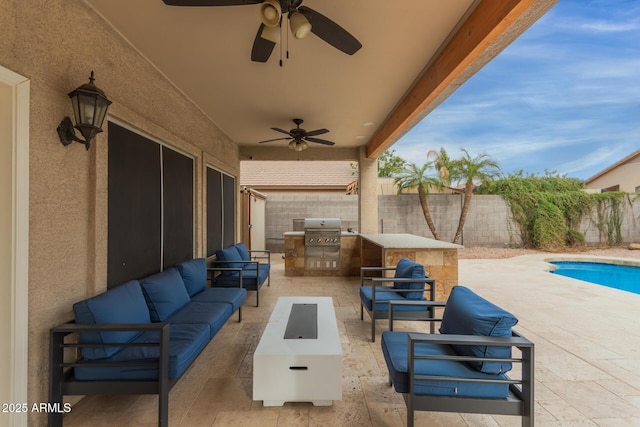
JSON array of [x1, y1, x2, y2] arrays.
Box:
[[303, 218, 341, 271]]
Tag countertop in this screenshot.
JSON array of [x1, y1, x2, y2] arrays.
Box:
[[359, 233, 463, 249], [283, 231, 359, 236]]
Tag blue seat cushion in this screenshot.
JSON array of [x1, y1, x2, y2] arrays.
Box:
[[234, 242, 250, 261], [394, 258, 427, 299], [175, 258, 207, 297], [74, 323, 210, 381], [381, 331, 509, 399], [439, 286, 518, 374], [215, 246, 244, 275], [213, 264, 269, 290], [191, 287, 247, 312], [360, 286, 427, 313], [167, 302, 233, 339], [140, 268, 191, 322], [73, 280, 151, 360]]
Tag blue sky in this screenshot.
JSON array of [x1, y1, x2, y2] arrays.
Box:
[[392, 0, 640, 181]]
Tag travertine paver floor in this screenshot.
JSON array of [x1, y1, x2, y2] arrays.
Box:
[[63, 254, 640, 426]]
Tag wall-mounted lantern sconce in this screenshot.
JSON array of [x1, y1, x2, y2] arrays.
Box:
[[57, 71, 112, 150]]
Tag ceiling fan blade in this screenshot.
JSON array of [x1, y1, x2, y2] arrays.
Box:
[[305, 128, 329, 137], [305, 137, 335, 146], [251, 24, 276, 62], [270, 127, 292, 135], [298, 6, 362, 55], [162, 0, 261, 5], [258, 137, 292, 143]]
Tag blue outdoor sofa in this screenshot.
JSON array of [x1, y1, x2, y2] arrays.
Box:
[[360, 258, 436, 342], [210, 242, 271, 306], [49, 258, 246, 427], [381, 286, 535, 427]]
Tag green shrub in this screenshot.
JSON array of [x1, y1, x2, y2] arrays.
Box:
[[480, 172, 628, 250], [532, 201, 567, 251]]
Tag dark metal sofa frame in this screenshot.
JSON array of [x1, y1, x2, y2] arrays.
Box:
[[386, 300, 535, 427], [360, 266, 436, 342], [49, 322, 173, 427]]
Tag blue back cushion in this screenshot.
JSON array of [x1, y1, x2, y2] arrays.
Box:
[[140, 268, 191, 321], [175, 258, 207, 297], [393, 258, 426, 299], [440, 286, 518, 374], [215, 245, 244, 275], [235, 242, 250, 261], [73, 280, 151, 360]]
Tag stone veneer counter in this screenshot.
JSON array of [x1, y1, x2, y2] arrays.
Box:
[[284, 232, 361, 277], [360, 233, 462, 301]]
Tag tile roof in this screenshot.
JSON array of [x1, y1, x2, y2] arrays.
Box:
[[240, 161, 357, 188]]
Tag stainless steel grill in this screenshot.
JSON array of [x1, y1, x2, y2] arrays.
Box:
[[304, 218, 341, 270]]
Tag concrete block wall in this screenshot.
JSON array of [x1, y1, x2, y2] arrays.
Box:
[[378, 194, 520, 247], [264, 194, 639, 252], [265, 195, 359, 252]]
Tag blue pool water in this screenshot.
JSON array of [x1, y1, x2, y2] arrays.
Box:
[[550, 261, 640, 295]]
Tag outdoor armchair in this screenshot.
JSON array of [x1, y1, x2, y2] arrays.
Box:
[[359, 258, 435, 342], [209, 243, 270, 306], [381, 286, 534, 427]]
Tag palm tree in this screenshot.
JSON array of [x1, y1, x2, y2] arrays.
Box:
[[394, 162, 442, 239], [450, 149, 501, 244], [426, 147, 453, 187]]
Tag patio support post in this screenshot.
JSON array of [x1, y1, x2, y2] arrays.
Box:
[[358, 146, 378, 233]]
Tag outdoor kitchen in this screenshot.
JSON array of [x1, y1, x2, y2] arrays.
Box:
[[283, 218, 461, 299], [284, 218, 360, 277]]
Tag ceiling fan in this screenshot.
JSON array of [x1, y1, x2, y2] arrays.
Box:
[[258, 118, 335, 151], [161, 0, 362, 63]]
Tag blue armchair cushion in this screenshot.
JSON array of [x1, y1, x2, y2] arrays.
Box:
[[175, 258, 207, 297], [393, 258, 427, 299], [74, 323, 210, 380], [381, 331, 509, 398], [439, 286, 518, 374], [140, 268, 191, 322], [215, 245, 244, 275], [213, 263, 269, 290], [360, 286, 427, 313], [235, 242, 250, 261], [73, 280, 151, 360]]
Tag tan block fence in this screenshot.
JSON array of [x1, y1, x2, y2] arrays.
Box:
[[265, 194, 640, 251]]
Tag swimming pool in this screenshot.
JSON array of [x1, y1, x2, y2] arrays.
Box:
[[550, 261, 640, 295]]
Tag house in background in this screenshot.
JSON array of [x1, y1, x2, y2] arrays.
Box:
[[241, 160, 430, 195], [585, 149, 640, 193], [240, 161, 357, 195]]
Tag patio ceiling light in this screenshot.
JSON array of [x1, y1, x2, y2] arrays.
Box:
[[57, 71, 112, 150], [288, 140, 308, 151], [289, 11, 311, 39], [259, 0, 281, 27], [261, 24, 281, 44]]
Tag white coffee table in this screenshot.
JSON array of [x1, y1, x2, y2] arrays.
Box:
[[253, 296, 342, 406]]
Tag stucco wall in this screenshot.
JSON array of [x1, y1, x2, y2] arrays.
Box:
[[1, 1, 239, 424], [586, 160, 640, 193]]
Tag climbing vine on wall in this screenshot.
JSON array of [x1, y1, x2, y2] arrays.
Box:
[[477, 172, 629, 250]]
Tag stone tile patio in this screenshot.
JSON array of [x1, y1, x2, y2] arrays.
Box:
[[63, 254, 640, 426]]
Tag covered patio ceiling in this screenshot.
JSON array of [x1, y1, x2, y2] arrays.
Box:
[[86, 0, 557, 159]]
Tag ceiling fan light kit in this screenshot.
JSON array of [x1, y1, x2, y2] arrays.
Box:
[[259, 0, 281, 27], [289, 11, 311, 39], [260, 24, 281, 43], [163, 0, 362, 63]]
